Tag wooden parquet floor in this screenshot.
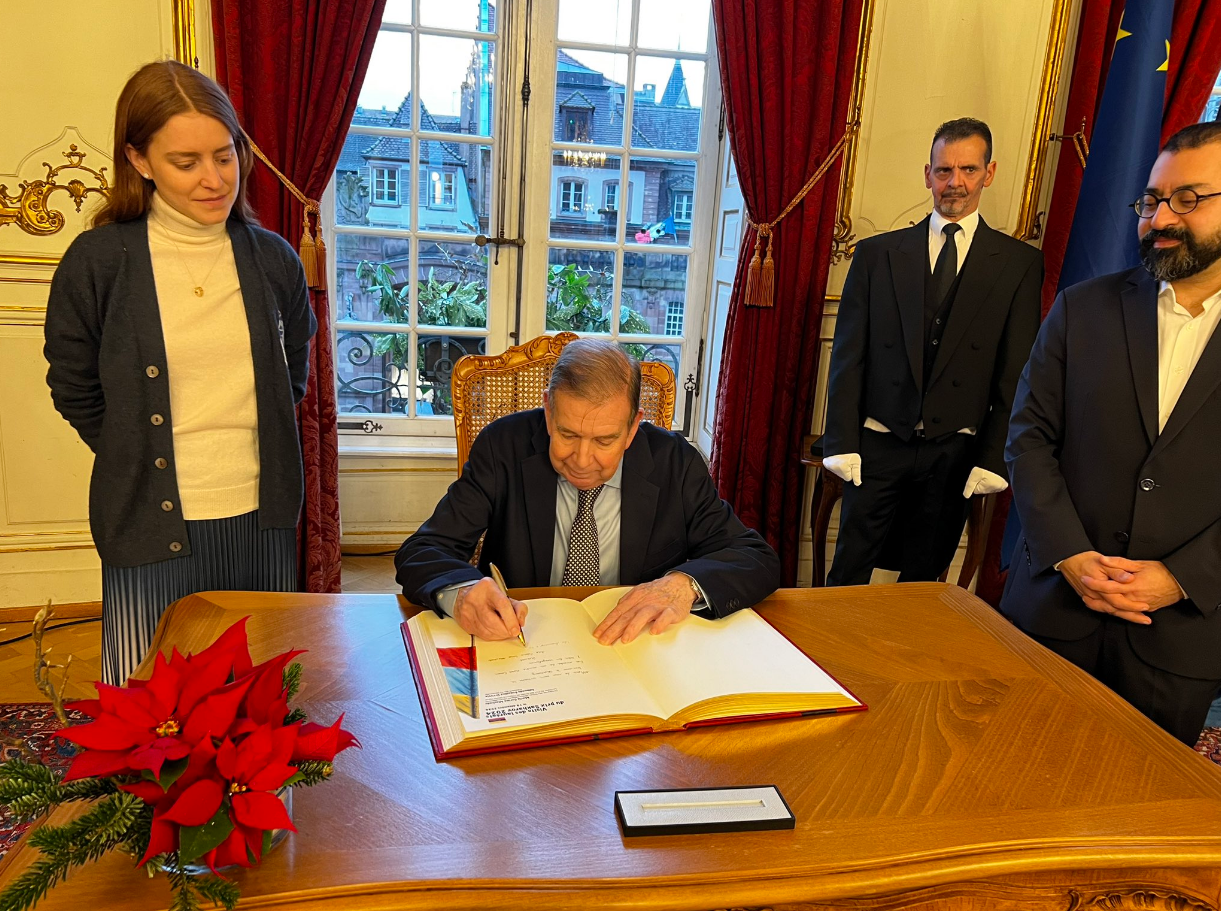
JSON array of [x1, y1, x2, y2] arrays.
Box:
[[0, 557, 399, 702]]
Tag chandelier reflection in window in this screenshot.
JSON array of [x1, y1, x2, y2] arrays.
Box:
[[563, 148, 607, 169]]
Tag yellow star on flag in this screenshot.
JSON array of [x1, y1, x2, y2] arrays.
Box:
[[1157, 40, 1169, 72], [1115, 13, 1131, 45]]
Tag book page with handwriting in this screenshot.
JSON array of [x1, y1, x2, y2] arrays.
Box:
[[417, 599, 664, 734]]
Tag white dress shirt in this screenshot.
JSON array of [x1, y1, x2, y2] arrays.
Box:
[[864, 209, 981, 437], [1157, 281, 1221, 432]]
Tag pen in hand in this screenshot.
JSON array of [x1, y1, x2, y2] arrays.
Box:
[[489, 562, 526, 646]]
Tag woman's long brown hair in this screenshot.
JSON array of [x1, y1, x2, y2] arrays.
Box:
[[93, 60, 257, 227]]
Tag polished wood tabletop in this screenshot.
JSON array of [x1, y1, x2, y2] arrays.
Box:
[[4, 583, 1221, 911]]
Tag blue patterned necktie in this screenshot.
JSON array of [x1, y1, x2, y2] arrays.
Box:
[[562, 485, 604, 586]]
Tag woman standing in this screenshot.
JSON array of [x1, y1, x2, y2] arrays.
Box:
[[44, 60, 316, 685]]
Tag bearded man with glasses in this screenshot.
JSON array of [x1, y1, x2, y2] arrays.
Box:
[[1001, 122, 1221, 746]]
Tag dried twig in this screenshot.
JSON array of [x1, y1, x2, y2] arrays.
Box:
[[32, 601, 73, 725]]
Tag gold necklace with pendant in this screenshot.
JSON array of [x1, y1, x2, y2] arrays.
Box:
[[161, 228, 227, 297]]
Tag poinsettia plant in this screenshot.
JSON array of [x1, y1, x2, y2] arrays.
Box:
[[0, 617, 358, 911]]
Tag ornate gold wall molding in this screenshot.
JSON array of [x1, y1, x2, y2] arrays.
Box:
[[1013, 0, 1074, 242], [173, 0, 200, 69], [0, 145, 109, 237], [830, 0, 878, 264]]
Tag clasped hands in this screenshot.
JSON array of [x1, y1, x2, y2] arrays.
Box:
[[823, 453, 1007, 498], [1058, 551, 1185, 624], [452, 572, 697, 645]]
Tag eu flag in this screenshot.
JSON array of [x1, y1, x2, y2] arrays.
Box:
[[1002, 0, 1171, 572], [1058, 0, 1173, 287]]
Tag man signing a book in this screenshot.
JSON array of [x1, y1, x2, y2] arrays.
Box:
[[396, 339, 781, 645]]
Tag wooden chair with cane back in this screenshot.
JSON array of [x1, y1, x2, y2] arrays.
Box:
[[450, 331, 677, 476]]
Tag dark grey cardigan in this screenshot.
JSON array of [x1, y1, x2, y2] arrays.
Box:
[[44, 215, 317, 567]]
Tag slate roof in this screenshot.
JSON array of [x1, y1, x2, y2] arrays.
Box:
[[338, 97, 467, 173], [553, 50, 700, 152]]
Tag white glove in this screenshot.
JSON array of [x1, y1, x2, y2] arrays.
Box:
[[962, 466, 1008, 498], [823, 453, 862, 487]]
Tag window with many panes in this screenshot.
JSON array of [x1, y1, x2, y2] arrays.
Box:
[[558, 178, 586, 214], [664, 300, 684, 336], [325, 0, 719, 439], [546, 0, 716, 429], [372, 166, 400, 205], [327, 0, 496, 425], [673, 190, 693, 223]]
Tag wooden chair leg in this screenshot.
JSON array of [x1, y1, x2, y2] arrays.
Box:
[[811, 468, 842, 587], [956, 493, 997, 589]]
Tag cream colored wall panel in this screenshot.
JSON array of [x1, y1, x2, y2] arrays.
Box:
[[0, 330, 93, 527], [339, 457, 459, 545], [0, 0, 191, 608], [0, 549, 102, 609], [828, 0, 1067, 295]]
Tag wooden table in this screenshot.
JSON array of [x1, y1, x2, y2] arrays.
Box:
[[5, 584, 1221, 910]]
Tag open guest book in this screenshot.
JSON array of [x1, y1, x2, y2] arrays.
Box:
[[400, 587, 865, 759]]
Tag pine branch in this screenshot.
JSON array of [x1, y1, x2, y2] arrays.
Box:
[[283, 707, 307, 726], [282, 662, 303, 702], [287, 760, 332, 788], [166, 864, 240, 911], [0, 793, 142, 911], [0, 759, 118, 822]]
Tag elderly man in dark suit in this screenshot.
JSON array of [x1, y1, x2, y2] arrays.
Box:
[[822, 118, 1044, 585], [396, 339, 780, 645], [1003, 123, 1221, 746]]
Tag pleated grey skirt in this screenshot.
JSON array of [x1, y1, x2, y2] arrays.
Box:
[[100, 510, 296, 685]]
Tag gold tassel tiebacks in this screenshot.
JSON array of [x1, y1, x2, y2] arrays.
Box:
[[245, 133, 327, 292], [743, 118, 860, 308]]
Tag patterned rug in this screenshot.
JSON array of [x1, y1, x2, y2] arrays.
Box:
[[2, 705, 1221, 862], [1, 703, 83, 861]]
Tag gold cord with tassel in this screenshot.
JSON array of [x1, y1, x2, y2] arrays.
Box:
[[245, 132, 327, 292], [744, 118, 859, 308]]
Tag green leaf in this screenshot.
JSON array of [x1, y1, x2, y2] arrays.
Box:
[[142, 757, 189, 793], [177, 804, 234, 864]]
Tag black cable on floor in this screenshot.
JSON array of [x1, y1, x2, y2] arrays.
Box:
[[0, 616, 103, 648]]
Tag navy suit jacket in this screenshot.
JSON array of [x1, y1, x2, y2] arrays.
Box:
[[1002, 267, 1221, 679], [395, 409, 781, 617]]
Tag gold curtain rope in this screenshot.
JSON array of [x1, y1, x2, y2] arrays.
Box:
[[245, 133, 327, 292], [743, 118, 860, 308]]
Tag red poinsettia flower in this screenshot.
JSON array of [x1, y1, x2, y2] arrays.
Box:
[[138, 723, 298, 870], [57, 637, 256, 781], [118, 737, 220, 864], [292, 714, 361, 762]]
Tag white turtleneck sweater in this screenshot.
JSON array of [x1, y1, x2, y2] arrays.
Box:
[[147, 193, 260, 520]]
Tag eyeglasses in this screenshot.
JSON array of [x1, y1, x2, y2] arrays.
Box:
[[1132, 189, 1221, 218]]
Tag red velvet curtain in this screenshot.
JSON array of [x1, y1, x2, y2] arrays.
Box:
[[212, 0, 387, 593], [1163, 0, 1221, 138], [709, 0, 863, 584], [976, 0, 1221, 605]]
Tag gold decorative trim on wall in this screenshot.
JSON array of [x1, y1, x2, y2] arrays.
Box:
[[0, 253, 62, 267], [1013, 0, 1074, 242], [173, 0, 200, 69], [0, 145, 109, 237], [830, 0, 878, 264]]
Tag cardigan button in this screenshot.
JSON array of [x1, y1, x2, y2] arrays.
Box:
[[1139, 478, 1156, 491], [161, 500, 174, 512], [169, 541, 182, 553], [145, 365, 160, 378], [150, 413, 164, 426], [154, 458, 168, 469]]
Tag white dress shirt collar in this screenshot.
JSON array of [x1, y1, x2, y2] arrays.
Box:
[[929, 208, 979, 247]]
